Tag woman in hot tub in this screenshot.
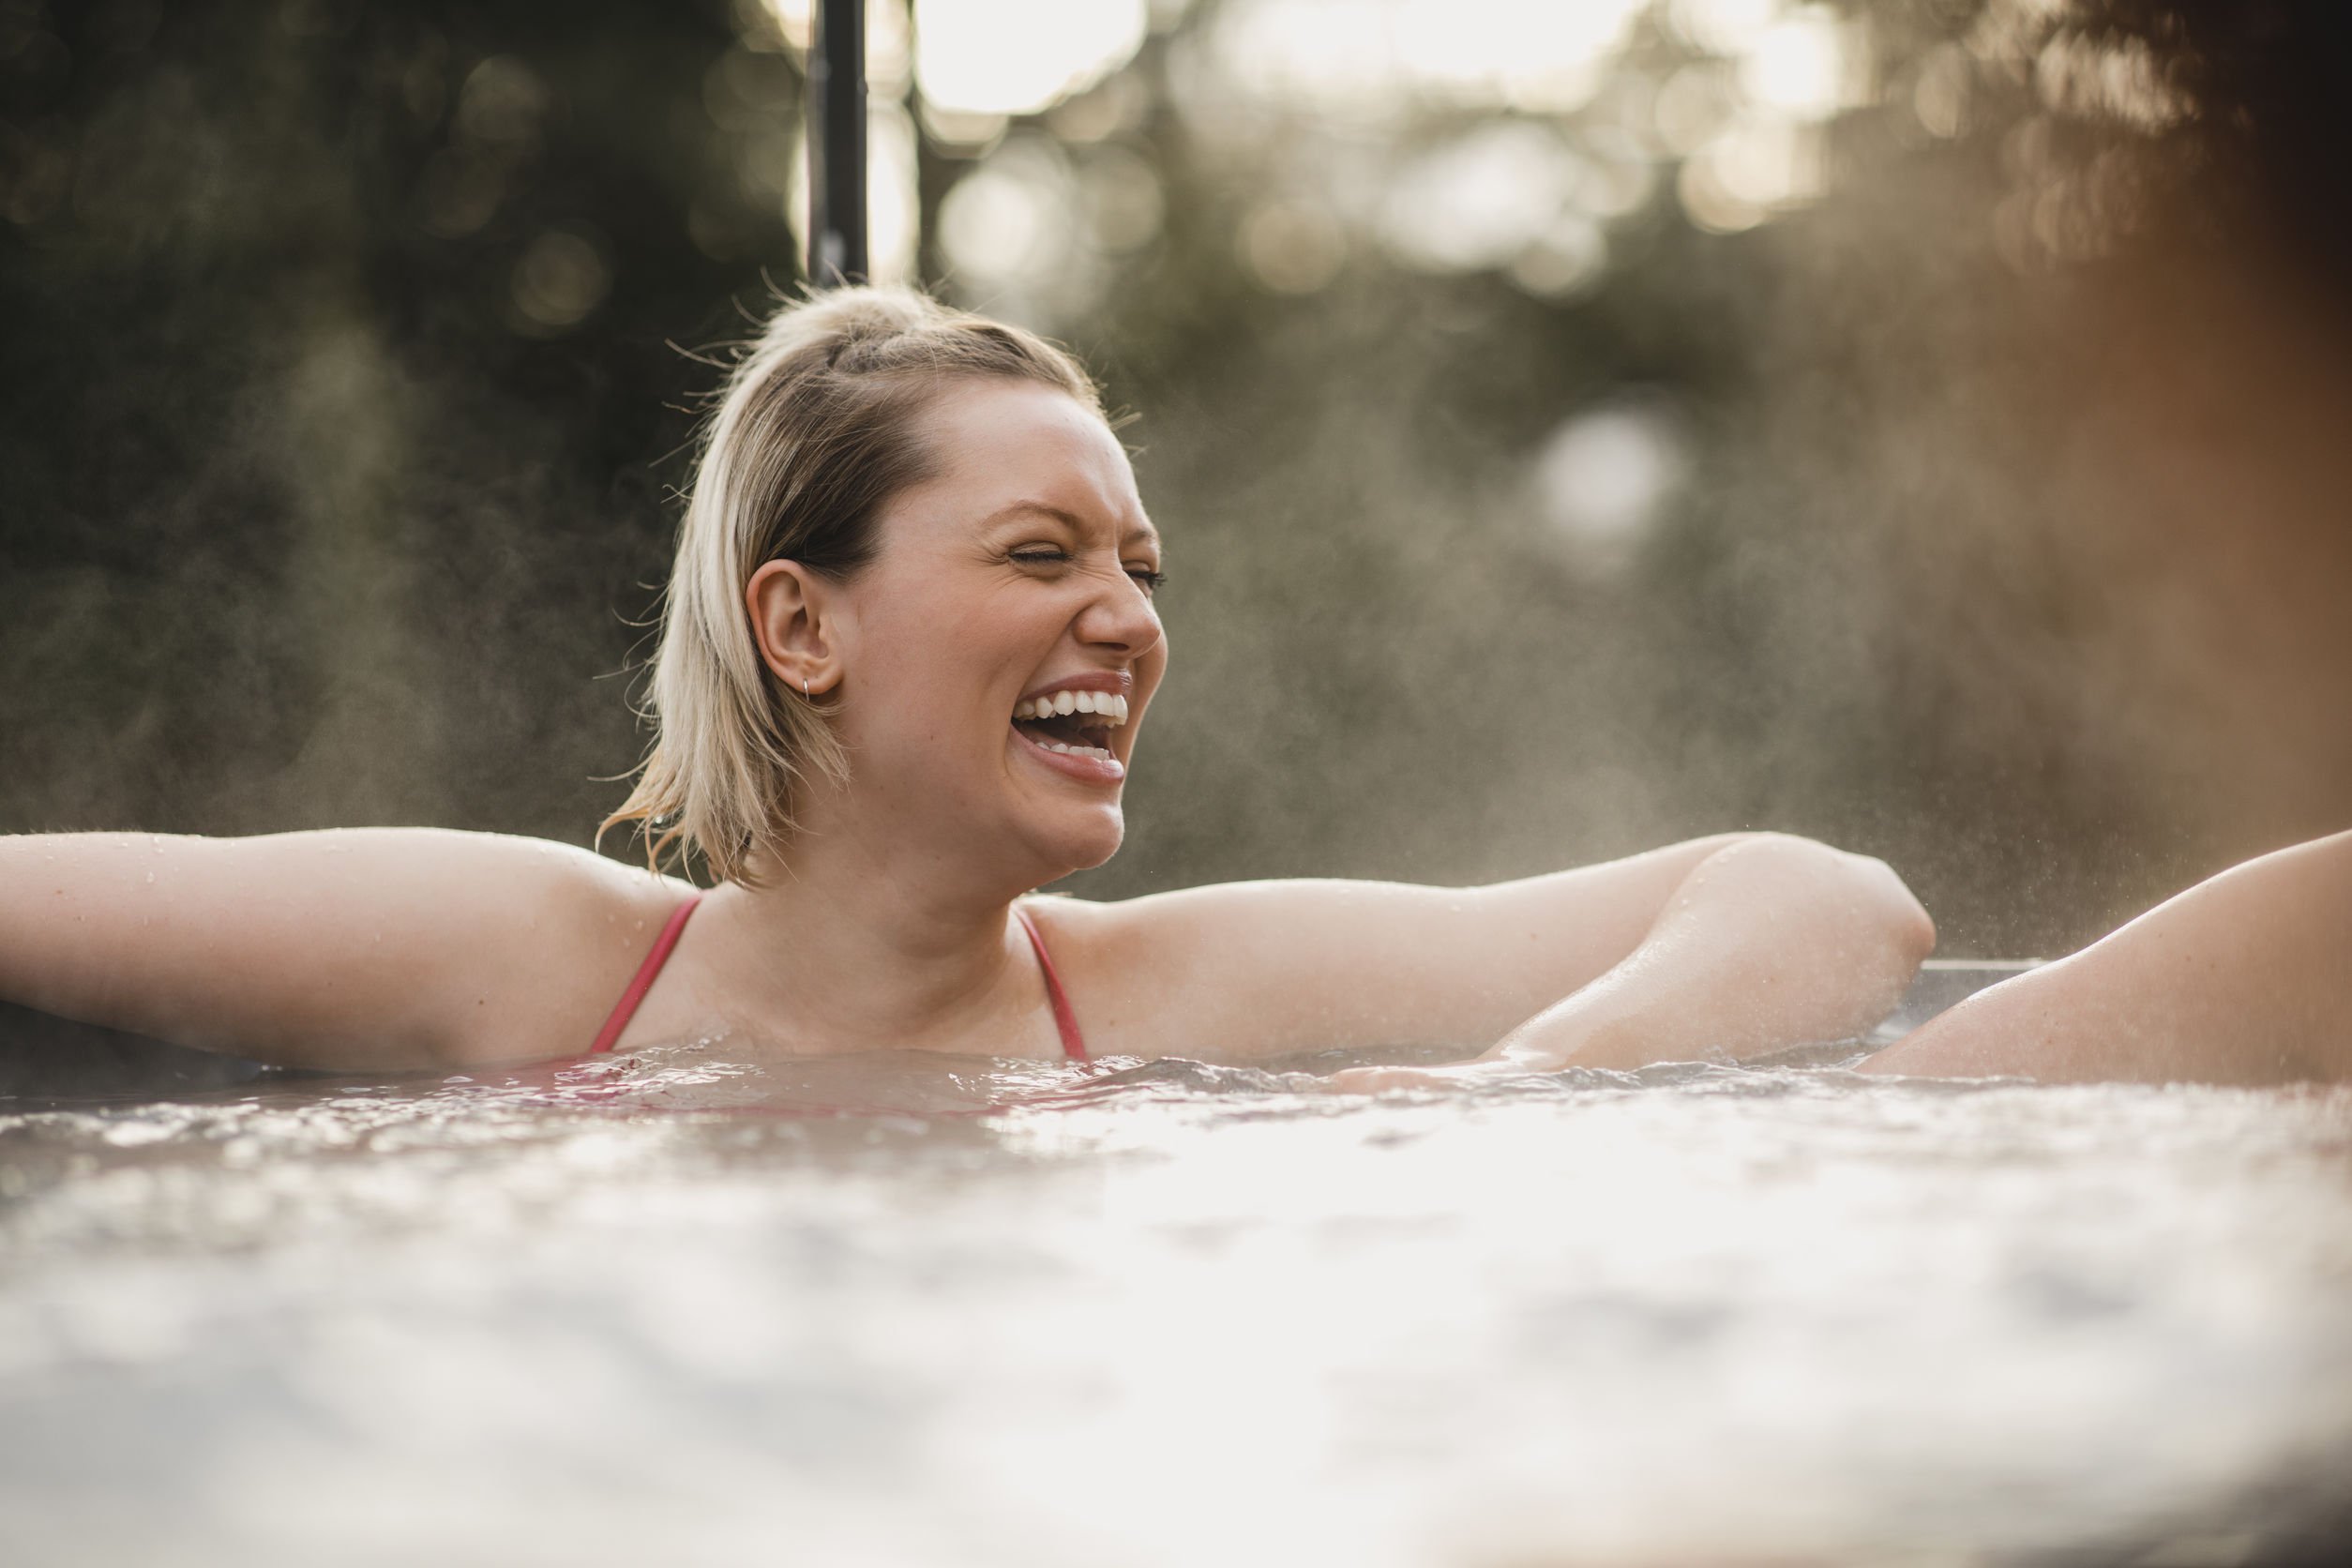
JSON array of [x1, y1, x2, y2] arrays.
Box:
[[0, 285, 1939, 1078]]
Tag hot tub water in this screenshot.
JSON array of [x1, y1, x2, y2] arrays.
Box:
[[2, 1036, 2347, 1566]]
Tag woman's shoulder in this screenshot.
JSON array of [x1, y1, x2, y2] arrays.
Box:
[[454, 833, 699, 984], [475, 831, 695, 906], [303, 826, 694, 939], [1018, 877, 1452, 953], [336, 828, 700, 1062], [1014, 880, 1466, 1061]]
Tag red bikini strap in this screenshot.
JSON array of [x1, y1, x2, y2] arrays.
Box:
[[587, 893, 703, 1055], [1015, 905, 1090, 1063]]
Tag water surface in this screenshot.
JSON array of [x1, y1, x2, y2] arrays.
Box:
[[2, 1047, 2347, 1565]]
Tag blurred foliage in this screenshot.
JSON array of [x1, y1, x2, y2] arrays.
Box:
[[4, 0, 2350, 955]]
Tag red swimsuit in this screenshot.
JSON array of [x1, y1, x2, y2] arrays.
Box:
[[585, 896, 1091, 1062]]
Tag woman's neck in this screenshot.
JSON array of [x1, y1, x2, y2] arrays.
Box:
[[693, 807, 1053, 1053]]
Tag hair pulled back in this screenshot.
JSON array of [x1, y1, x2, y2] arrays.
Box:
[[603, 285, 1103, 882]]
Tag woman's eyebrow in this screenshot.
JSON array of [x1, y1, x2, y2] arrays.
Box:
[[979, 499, 1082, 531]]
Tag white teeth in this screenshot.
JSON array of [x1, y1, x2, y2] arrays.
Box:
[[1044, 742, 1113, 760], [1011, 689, 1131, 727]]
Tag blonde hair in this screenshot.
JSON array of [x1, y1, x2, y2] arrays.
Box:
[[603, 285, 1104, 882]]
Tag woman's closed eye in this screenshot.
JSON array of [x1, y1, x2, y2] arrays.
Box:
[[1011, 549, 1165, 594]]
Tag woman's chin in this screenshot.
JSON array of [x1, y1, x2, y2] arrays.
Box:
[[1015, 804, 1125, 880], [1062, 811, 1127, 873], [1001, 731, 1129, 874]]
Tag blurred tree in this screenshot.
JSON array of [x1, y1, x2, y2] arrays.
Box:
[[1, 0, 772, 840]]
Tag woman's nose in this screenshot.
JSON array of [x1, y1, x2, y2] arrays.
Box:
[[1076, 565, 1164, 656]]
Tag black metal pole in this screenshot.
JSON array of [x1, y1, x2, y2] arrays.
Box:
[[807, 0, 868, 286]]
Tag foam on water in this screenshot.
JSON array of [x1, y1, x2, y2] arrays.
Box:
[[2, 1051, 2348, 1566]]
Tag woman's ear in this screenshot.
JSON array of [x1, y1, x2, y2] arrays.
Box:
[[746, 560, 841, 695]]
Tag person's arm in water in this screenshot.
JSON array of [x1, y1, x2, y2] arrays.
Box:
[[0, 830, 686, 1071], [1861, 830, 2352, 1086], [1047, 833, 1934, 1075]]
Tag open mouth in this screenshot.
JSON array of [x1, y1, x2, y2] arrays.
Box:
[[1011, 689, 1128, 764]]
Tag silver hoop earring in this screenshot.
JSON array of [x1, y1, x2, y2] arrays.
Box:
[[804, 677, 811, 699]]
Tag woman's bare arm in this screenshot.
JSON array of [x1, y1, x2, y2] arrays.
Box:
[[0, 830, 688, 1071], [1048, 833, 1934, 1069], [1861, 830, 2352, 1086], [1386, 833, 1933, 1081]]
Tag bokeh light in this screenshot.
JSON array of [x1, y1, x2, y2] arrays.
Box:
[[1214, 0, 1646, 116], [1076, 145, 1165, 253], [509, 229, 613, 332], [1533, 402, 1688, 578], [914, 0, 1150, 117], [1678, 114, 1826, 232], [1737, 5, 1859, 119], [1506, 212, 1609, 299], [1178, 0, 1882, 283], [1378, 122, 1581, 273], [937, 135, 1101, 323], [1238, 199, 1348, 294]]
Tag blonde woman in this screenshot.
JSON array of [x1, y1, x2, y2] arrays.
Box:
[[0, 288, 1936, 1080]]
